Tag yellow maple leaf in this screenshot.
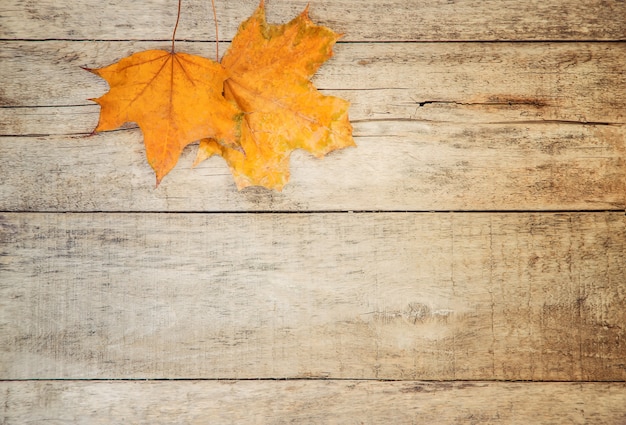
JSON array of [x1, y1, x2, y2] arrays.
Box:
[[86, 50, 241, 185], [194, 1, 355, 191]]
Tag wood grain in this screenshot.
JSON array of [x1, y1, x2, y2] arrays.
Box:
[[2, 380, 626, 425], [1, 124, 624, 212], [2, 41, 625, 123], [2, 0, 625, 41], [1, 41, 624, 211], [1, 212, 624, 380], [2, 0, 625, 420]]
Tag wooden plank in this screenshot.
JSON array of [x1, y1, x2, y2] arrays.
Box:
[[1, 381, 625, 425], [2, 41, 625, 124], [1, 41, 624, 211], [1, 212, 624, 380], [1, 123, 623, 211], [2, 0, 625, 42], [6, 100, 626, 139]]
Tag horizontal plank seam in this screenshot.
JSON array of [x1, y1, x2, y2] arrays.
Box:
[[0, 104, 94, 109], [1, 378, 625, 383], [352, 118, 624, 126], [1, 210, 624, 214], [6, 103, 618, 111], [2, 39, 626, 43]]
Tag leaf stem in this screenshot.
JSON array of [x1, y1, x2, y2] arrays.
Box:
[[171, 0, 182, 53], [211, 0, 219, 61]]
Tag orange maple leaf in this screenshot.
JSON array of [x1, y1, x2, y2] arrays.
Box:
[[86, 50, 242, 185], [194, 1, 355, 191]]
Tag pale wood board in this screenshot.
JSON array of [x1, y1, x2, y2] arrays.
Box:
[[1, 212, 624, 380], [1, 125, 624, 211], [1, 380, 625, 425], [2, 0, 625, 41], [1, 41, 624, 211], [2, 42, 625, 123], [2, 0, 626, 422]]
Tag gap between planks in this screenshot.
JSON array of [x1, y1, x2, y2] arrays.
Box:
[[1, 210, 624, 214], [3, 378, 626, 383]]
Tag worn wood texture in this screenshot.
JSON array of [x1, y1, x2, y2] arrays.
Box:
[[2, 380, 626, 425], [2, 0, 625, 41], [2, 42, 625, 120], [1, 126, 623, 211], [1, 41, 624, 211], [1, 212, 624, 380], [2, 0, 625, 422]]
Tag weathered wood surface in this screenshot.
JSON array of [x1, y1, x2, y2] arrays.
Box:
[[1, 41, 624, 211], [1, 126, 624, 211], [2, 0, 625, 422], [2, 0, 625, 41], [2, 381, 626, 425], [2, 42, 625, 121], [1, 212, 624, 380]]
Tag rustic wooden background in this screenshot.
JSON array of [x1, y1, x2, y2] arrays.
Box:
[[1, 0, 625, 423]]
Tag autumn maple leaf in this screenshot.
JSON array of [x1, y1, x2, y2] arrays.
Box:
[[86, 50, 242, 185], [194, 1, 355, 191], [86, 0, 354, 189]]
